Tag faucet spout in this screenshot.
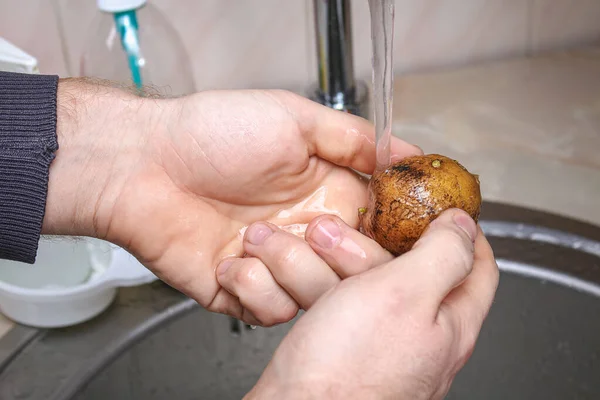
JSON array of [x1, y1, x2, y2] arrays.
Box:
[[311, 0, 368, 118]]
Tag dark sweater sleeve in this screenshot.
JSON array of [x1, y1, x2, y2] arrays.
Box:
[[0, 71, 59, 264]]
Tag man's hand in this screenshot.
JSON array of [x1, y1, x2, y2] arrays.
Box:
[[43, 79, 421, 324], [246, 209, 499, 399]]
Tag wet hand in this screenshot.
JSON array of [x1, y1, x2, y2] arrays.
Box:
[[216, 214, 395, 325], [44, 80, 420, 323], [140, 90, 420, 318], [246, 209, 499, 399]]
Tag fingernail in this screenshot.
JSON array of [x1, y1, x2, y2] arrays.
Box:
[[453, 212, 477, 242], [217, 259, 233, 275], [245, 223, 273, 245], [311, 218, 342, 249]]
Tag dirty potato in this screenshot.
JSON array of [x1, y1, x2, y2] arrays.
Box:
[[359, 154, 481, 256]]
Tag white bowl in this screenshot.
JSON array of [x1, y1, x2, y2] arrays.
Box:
[[0, 238, 157, 328]]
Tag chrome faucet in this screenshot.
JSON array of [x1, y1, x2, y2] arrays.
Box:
[[310, 0, 369, 119]]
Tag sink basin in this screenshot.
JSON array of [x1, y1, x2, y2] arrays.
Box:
[[0, 202, 599, 399]]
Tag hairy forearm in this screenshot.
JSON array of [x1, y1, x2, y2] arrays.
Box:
[[42, 78, 158, 238]]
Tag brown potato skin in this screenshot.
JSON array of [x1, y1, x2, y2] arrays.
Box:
[[360, 154, 481, 256]]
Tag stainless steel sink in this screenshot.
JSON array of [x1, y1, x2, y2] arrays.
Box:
[[1, 202, 599, 400]]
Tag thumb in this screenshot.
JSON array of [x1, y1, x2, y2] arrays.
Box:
[[290, 94, 422, 174], [369, 209, 478, 316]]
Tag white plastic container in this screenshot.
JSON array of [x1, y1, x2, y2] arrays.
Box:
[[0, 238, 157, 328], [0, 36, 39, 73]]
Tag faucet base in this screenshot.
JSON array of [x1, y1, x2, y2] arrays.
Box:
[[309, 80, 370, 120]]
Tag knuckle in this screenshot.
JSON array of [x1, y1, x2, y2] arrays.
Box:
[[340, 130, 363, 166], [437, 229, 474, 272], [442, 226, 471, 248], [384, 283, 414, 314], [261, 303, 299, 327], [233, 260, 261, 287], [276, 303, 300, 324], [277, 244, 299, 267], [210, 299, 242, 321], [267, 90, 300, 112], [272, 236, 310, 269]]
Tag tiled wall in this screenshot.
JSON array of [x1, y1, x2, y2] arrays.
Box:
[[1, 0, 600, 92]]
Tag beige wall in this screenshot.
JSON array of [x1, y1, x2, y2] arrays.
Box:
[[1, 0, 600, 91]]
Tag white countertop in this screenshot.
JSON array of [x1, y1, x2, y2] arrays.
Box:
[[392, 46, 600, 226]]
